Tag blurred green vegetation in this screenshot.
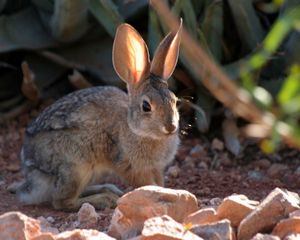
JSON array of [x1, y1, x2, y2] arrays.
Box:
[[0, 0, 300, 151]]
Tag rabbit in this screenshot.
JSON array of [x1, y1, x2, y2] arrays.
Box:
[[16, 22, 182, 210]]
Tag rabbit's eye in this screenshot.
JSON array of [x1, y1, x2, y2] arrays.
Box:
[[142, 100, 151, 112]]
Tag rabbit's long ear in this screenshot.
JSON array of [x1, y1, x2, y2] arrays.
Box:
[[150, 20, 182, 80], [113, 24, 150, 85]]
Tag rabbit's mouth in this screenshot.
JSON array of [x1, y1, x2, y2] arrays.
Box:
[[162, 124, 178, 135]]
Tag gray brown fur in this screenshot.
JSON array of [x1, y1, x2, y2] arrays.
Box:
[[17, 23, 182, 210]]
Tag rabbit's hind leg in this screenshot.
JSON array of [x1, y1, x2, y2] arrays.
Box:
[[51, 165, 91, 211], [75, 184, 123, 210]]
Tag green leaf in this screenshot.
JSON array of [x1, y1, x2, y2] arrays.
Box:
[[55, 36, 122, 86], [114, 0, 148, 20], [180, 0, 198, 39], [0, 0, 6, 13], [195, 89, 215, 132], [201, 0, 224, 62], [50, 0, 90, 42], [227, 0, 265, 52], [0, 7, 56, 52], [278, 65, 300, 114], [24, 54, 67, 93], [148, 9, 164, 56], [89, 0, 124, 38]]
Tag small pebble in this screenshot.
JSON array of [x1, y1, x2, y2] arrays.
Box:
[[46, 216, 55, 223], [253, 159, 271, 169], [78, 202, 99, 227], [247, 170, 265, 181], [189, 144, 206, 158], [267, 163, 289, 178], [167, 165, 180, 178], [209, 197, 222, 207], [211, 138, 224, 151], [198, 161, 208, 170]]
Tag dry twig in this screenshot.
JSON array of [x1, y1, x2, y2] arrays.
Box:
[[150, 0, 300, 148]]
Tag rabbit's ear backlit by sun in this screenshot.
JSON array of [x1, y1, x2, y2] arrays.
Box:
[[113, 24, 150, 85], [150, 20, 182, 80]]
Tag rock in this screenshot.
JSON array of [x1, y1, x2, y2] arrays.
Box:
[[294, 166, 300, 175], [46, 216, 55, 223], [184, 208, 218, 225], [0, 211, 114, 240], [290, 209, 300, 218], [209, 197, 223, 207], [54, 229, 115, 240], [198, 161, 209, 170], [247, 170, 266, 181], [37, 216, 59, 234], [285, 234, 300, 240], [219, 153, 232, 167], [267, 164, 289, 178], [141, 215, 202, 240], [190, 219, 234, 240], [272, 217, 300, 239], [211, 138, 224, 151], [250, 233, 280, 240], [238, 188, 300, 240], [77, 203, 99, 228], [108, 186, 198, 239], [189, 144, 206, 159], [217, 194, 259, 227], [0, 211, 41, 240], [184, 156, 197, 168], [252, 159, 271, 170], [167, 165, 180, 178]]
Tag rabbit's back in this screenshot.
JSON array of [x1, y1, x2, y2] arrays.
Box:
[[26, 86, 128, 136], [22, 86, 128, 175]]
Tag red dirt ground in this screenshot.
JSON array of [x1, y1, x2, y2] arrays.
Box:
[[1, 107, 300, 232]]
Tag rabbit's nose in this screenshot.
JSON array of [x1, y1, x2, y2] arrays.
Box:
[[163, 123, 177, 134]]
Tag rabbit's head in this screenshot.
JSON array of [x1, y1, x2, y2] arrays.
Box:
[[112, 22, 182, 139]]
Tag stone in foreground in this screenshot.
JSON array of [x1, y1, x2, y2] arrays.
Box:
[[141, 215, 202, 240], [108, 186, 198, 239], [272, 217, 300, 239], [190, 219, 234, 240], [250, 233, 280, 240], [238, 188, 300, 240], [184, 208, 218, 225], [217, 194, 259, 227]]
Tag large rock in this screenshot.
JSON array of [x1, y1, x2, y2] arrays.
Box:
[[250, 233, 280, 240], [184, 208, 218, 225], [0, 211, 41, 240], [34, 229, 115, 240], [108, 186, 198, 239], [55, 229, 115, 240], [190, 219, 234, 240], [272, 217, 300, 239], [77, 203, 99, 229], [285, 234, 300, 240], [0, 211, 114, 240], [37, 216, 59, 234], [217, 194, 259, 227], [238, 188, 300, 240], [141, 215, 202, 240]]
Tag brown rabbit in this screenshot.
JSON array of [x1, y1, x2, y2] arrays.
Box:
[[16, 22, 182, 210]]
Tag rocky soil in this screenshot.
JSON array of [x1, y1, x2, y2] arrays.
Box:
[[1, 107, 300, 239]]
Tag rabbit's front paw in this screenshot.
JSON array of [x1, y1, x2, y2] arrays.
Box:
[[78, 192, 119, 210]]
